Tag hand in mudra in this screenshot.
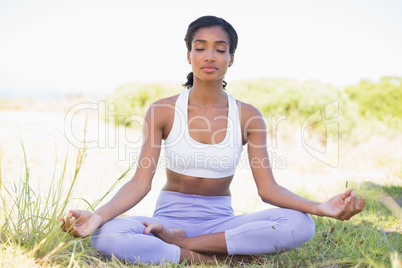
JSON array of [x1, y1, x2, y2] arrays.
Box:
[[317, 189, 365, 221], [60, 210, 102, 238]]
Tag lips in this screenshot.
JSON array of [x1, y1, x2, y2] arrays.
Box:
[[201, 65, 218, 72]]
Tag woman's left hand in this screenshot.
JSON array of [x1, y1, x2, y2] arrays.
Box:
[[317, 189, 365, 220]]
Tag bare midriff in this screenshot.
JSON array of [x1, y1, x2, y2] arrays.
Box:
[[162, 168, 233, 196]]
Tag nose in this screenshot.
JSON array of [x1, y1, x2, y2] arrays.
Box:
[[204, 49, 215, 62]]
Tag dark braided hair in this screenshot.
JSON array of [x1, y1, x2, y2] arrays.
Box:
[[183, 16, 238, 89]]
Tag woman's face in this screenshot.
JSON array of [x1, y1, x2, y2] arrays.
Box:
[[187, 26, 234, 84]]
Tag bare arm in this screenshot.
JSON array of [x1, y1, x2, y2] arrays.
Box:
[[95, 101, 169, 224], [94, 177, 152, 225], [243, 104, 364, 220], [61, 100, 170, 236]]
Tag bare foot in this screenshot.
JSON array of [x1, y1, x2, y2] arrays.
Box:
[[142, 222, 187, 246]]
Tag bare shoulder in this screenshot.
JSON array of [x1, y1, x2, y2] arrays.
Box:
[[147, 94, 179, 116], [235, 99, 265, 129], [151, 94, 179, 108], [236, 100, 262, 116], [145, 94, 180, 128]]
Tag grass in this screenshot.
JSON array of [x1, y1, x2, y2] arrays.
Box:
[[0, 143, 401, 267], [0, 136, 92, 266]]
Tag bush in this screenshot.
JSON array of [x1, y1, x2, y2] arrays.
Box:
[[228, 78, 360, 138], [345, 76, 402, 127], [105, 82, 181, 126]]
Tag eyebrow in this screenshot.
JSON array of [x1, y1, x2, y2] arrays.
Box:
[[192, 39, 229, 46]]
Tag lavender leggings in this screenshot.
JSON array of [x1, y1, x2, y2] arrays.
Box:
[[91, 191, 315, 264]]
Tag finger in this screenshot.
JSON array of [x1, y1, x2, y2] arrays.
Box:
[[347, 191, 357, 216], [344, 191, 363, 220], [68, 211, 83, 226], [59, 218, 66, 230], [336, 197, 351, 220], [352, 192, 361, 212], [71, 227, 80, 238], [66, 211, 73, 221], [62, 218, 72, 232], [358, 195, 365, 212], [350, 191, 356, 206], [347, 191, 364, 219], [339, 189, 354, 201], [71, 210, 82, 218], [68, 218, 76, 231]]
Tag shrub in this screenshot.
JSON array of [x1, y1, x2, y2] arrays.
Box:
[[345, 76, 402, 128], [105, 82, 180, 127], [228, 78, 360, 138]]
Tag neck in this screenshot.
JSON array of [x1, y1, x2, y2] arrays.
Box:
[[190, 78, 226, 106]]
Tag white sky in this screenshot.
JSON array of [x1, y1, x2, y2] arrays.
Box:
[[1, 0, 402, 97]]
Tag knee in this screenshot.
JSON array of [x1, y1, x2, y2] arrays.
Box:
[[90, 221, 117, 255], [90, 218, 145, 254], [288, 210, 315, 243]]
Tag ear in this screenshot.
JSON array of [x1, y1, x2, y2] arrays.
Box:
[[187, 51, 191, 64], [228, 54, 235, 67]]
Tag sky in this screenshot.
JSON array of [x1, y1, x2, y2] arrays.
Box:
[[1, 0, 402, 98]]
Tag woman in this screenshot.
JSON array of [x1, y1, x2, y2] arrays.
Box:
[[61, 16, 365, 264]]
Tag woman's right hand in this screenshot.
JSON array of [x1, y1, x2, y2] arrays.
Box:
[[60, 210, 103, 238]]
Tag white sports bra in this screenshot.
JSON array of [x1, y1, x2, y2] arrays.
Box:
[[164, 89, 243, 178]]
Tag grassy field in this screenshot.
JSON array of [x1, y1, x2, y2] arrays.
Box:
[[0, 96, 401, 267]]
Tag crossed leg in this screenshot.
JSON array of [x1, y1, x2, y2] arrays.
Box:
[[143, 208, 315, 263], [90, 216, 225, 264], [142, 222, 268, 264], [91, 208, 315, 264]]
